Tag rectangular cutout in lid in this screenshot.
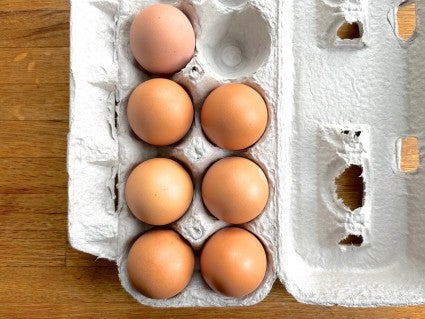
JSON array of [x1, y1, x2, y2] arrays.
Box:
[[399, 137, 420, 173]]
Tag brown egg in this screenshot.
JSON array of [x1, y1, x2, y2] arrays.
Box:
[[127, 228, 195, 299], [202, 157, 269, 224], [200, 227, 267, 297], [125, 158, 193, 225], [127, 78, 193, 146], [201, 83, 268, 150], [130, 4, 196, 75]]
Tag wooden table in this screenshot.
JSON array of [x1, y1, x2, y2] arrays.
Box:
[[0, 1, 422, 318]]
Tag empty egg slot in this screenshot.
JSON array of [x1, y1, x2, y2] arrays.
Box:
[[339, 234, 364, 247], [398, 137, 420, 173], [396, 1, 417, 41], [335, 165, 365, 211], [337, 21, 363, 40], [196, 6, 271, 79]]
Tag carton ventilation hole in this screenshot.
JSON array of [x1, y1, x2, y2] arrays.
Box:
[[397, 1, 417, 41], [399, 137, 420, 173], [335, 165, 365, 211], [342, 130, 361, 137], [337, 21, 362, 40], [189, 66, 201, 81], [339, 234, 363, 247]]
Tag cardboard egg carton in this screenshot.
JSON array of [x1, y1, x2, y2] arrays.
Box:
[[68, 0, 425, 307]]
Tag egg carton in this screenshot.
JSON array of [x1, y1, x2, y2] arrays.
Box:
[[68, 0, 425, 307]]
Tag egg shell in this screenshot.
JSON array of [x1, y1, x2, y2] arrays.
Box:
[[201, 83, 268, 151], [127, 228, 195, 299], [127, 78, 194, 146], [129, 4, 196, 75], [202, 157, 269, 224], [125, 158, 194, 226], [200, 227, 267, 298]]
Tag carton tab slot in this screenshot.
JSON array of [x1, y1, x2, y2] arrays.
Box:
[[399, 137, 420, 173], [335, 164, 365, 212], [396, 1, 417, 41], [337, 21, 363, 40], [339, 234, 364, 247]]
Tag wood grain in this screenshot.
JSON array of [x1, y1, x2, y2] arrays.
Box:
[[397, 3, 417, 40], [0, 0, 69, 11], [0, 48, 69, 84], [0, 11, 69, 47], [0, 121, 67, 157], [0, 193, 67, 214], [0, 229, 66, 267], [400, 136, 420, 173], [0, 84, 69, 121], [65, 245, 117, 268], [0, 158, 67, 194], [0, 2, 422, 318]]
